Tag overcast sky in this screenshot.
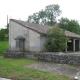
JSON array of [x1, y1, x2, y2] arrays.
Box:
[[0, 0, 80, 29]]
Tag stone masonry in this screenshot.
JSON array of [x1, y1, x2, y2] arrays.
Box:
[[4, 51, 80, 65]]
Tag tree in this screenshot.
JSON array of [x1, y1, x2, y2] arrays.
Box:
[[28, 12, 40, 24], [28, 4, 61, 26], [45, 4, 61, 26], [58, 17, 80, 35], [0, 23, 9, 41], [45, 27, 68, 52], [0, 29, 6, 40]]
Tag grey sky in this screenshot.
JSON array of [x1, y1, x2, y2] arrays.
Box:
[[0, 0, 80, 29]]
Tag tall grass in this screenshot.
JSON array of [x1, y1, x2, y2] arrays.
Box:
[[0, 41, 8, 56]]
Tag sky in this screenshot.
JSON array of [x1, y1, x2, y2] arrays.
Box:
[[0, 0, 80, 29]]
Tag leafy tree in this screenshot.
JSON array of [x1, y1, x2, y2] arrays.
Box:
[[45, 4, 61, 26], [45, 27, 68, 52], [58, 17, 80, 35], [0, 23, 9, 41], [28, 4, 61, 26], [0, 29, 6, 40], [28, 12, 40, 24]]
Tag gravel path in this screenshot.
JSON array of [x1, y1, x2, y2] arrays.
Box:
[[24, 62, 80, 77]]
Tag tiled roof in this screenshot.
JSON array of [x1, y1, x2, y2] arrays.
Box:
[[65, 30, 80, 38], [10, 19, 80, 38], [10, 19, 52, 35]]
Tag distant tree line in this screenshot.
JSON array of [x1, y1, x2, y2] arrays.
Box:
[[58, 18, 80, 35], [0, 24, 9, 41]]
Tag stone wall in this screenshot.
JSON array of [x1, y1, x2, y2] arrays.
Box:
[[4, 51, 24, 58], [4, 51, 80, 65]]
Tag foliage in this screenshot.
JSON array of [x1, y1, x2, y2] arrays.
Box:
[[0, 24, 9, 41], [0, 28, 8, 41], [0, 41, 8, 56], [0, 29, 4, 41], [45, 27, 68, 52], [58, 17, 80, 35], [28, 4, 61, 26], [0, 58, 71, 80]]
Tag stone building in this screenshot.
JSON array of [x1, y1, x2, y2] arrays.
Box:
[[9, 19, 80, 52]]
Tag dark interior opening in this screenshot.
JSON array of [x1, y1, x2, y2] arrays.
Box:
[[75, 40, 79, 51], [67, 39, 73, 51], [67, 39, 79, 52]]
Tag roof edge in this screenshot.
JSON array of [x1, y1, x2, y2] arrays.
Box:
[[10, 19, 46, 35]]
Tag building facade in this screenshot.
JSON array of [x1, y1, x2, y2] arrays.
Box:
[[9, 19, 80, 52], [9, 19, 47, 52]]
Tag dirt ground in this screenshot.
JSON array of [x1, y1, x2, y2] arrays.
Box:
[[24, 61, 80, 78]]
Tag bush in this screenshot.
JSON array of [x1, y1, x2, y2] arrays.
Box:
[[45, 27, 68, 52], [0, 41, 8, 56], [0, 28, 8, 41]]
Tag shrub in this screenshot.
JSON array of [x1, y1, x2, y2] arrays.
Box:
[[45, 27, 68, 52], [0, 41, 8, 56]]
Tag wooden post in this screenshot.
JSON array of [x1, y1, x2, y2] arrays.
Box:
[[73, 39, 75, 52], [79, 39, 80, 51], [65, 40, 67, 53]]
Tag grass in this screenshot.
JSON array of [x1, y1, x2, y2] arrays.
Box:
[[0, 41, 72, 80], [0, 58, 72, 80]]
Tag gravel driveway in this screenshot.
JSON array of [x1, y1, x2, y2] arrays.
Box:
[[24, 61, 80, 77]]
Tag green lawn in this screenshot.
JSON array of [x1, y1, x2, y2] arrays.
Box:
[[0, 58, 72, 80], [0, 41, 72, 80]]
